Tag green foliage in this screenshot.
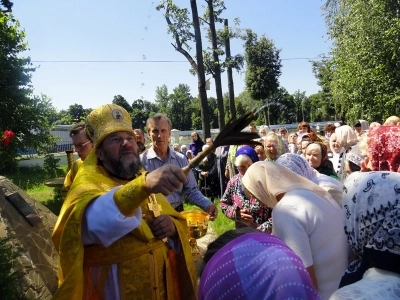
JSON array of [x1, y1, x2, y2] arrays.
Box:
[[0, 237, 25, 299], [2, 165, 67, 215], [157, 0, 194, 52], [244, 30, 282, 101], [244, 30, 282, 124], [199, 0, 245, 77], [43, 154, 61, 177], [112, 95, 133, 113], [157, 0, 212, 138], [0, 0, 13, 12], [0, 15, 58, 171], [67, 104, 86, 123], [322, 0, 400, 122], [168, 84, 195, 130], [131, 98, 158, 129]]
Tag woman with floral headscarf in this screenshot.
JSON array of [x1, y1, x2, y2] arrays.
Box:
[[263, 132, 286, 161], [276, 153, 343, 207], [199, 229, 322, 300], [220, 146, 272, 232], [361, 126, 400, 173], [330, 171, 400, 299], [242, 161, 347, 299], [305, 142, 338, 180]]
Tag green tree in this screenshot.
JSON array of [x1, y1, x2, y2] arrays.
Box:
[[131, 99, 158, 130], [244, 30, 282, 125], [234, 90, 262, 123], [0, 0, 13, 12], [112, 95, 133, 113], [292, 90, 308, 123], [323, 0, 400, 122], [154, 84, 170, 114], [168, 84, 194, 130], [157, 0, 211, 139], [200, 1, 245, 125], [310, 56, 337, 120], [67, 103, 86, 123], [200, 0, 227, 129], [268, 88, 297, 124], [0, 13, 57, 170]]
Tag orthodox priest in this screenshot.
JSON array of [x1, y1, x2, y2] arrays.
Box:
[[52, 104, 197, 300]]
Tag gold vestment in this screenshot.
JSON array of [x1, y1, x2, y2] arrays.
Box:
[[52, 152, 197, 299]]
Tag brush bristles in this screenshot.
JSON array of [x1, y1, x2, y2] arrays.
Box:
[[182, 110, 261, 175]]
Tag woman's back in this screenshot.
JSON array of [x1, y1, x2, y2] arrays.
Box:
[[273, 189, 347, 299]]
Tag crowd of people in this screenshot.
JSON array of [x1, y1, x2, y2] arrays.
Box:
[[54, 105, 400, 299]]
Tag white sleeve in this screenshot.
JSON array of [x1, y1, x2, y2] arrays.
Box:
[[82, 186, 142, 247], [272, 203, 313, 267]]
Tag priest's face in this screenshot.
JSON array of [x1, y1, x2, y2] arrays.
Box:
[[96, 131, 142, 179]]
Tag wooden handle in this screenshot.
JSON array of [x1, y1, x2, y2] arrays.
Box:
[[182, 145, 216, 175]]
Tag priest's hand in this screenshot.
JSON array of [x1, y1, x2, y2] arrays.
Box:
[[145, 165, 188, 196], [206, 204, 218, 221], [148, 215, 177, 240]]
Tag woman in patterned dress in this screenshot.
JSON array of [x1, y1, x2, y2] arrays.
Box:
[[220, 146, 272, 232]]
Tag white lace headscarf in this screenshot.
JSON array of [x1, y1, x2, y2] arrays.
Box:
[[241, 161, 337, 208], [276, 153, 343, 207]]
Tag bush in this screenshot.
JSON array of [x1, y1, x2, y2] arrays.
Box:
[[43, 154, 61, 177]]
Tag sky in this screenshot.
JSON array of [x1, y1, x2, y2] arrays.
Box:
[[13, 0, 331, 111]]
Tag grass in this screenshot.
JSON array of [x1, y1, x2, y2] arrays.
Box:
[[2, 165, 67, 215], [184, 199, 235, 236]]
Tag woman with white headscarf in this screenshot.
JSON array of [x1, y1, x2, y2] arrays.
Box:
[[330, 171, 400, 299], [330, 125, 359, 182], [353, 120, 369, 140], [242, 161, 347, 300], [276, 153, 344, 207]]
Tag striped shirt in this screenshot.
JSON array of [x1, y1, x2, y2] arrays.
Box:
[[140, 146, 212, 210]]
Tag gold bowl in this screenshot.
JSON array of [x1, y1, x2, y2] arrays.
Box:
[[180, 210, 209, 255]]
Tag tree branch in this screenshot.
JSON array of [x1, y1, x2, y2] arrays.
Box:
[[199, 16, 210, 25]]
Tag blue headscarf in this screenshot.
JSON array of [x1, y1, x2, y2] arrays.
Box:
[[235, 146, 259, 163]]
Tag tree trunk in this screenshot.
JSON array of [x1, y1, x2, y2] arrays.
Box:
[[224, 19, 236, 121], [207, 0, 225, 130], [190, 0, 211, 139]]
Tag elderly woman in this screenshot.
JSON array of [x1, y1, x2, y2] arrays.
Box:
[[361, 125, 400, 172], [276, 153, 343, 207], [330, 171, 400, 299], [304, 142, 338, 179], [331, 125, 358, 181], [199, 229, 322, 300], [220, 146, 272, 232], [242, 161, 347, 299], [345, 143, 366, 176], [258, 125, 269, 139], [264, 132, 286, 161], [353, 119, 369, 140]]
